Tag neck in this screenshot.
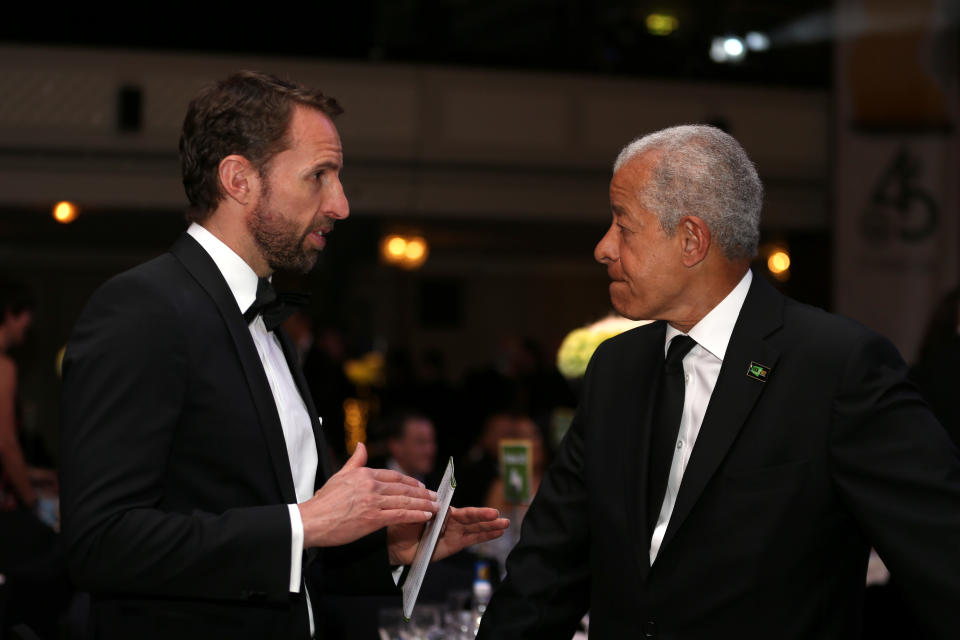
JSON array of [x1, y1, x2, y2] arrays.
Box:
[[667, 263, 749, 333], [200, 210, 272, 277]]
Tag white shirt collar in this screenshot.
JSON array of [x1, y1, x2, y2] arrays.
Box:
[[186, 222, 261, 315], [664, 270, 753, 362]]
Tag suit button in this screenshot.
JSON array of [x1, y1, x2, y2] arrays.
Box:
[[643, 620, 657, 638]]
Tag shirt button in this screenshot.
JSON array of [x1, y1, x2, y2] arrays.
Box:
[[684, 373, 690, 383], [677, 440, 683, 449]]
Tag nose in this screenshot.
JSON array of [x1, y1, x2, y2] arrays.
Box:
[[594, 224, 617, 265], [328, 177, 350, 220]]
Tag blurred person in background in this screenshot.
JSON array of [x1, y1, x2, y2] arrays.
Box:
[[384, 411, 438, 485], [454, 413, 515, 510], [0, 280, 44, 513], [476, 414, 548, 578], [0, 279, 69, 638], [482, 415, 546, 514]]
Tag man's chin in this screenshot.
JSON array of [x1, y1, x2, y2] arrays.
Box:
[[296, 255, 319, 274], [609, 295, 646, 322], [269, 254, 319, 275]]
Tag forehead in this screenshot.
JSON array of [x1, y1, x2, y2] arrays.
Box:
[[609, 151, 660, 210], [404, 418, 434, 436], [282, 106, 342, 161], [611, 151, 659, 190]]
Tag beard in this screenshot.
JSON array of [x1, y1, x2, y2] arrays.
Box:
[[247, 185, 320, 275]]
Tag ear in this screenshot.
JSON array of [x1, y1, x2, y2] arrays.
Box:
[[217, 154, 260, 206], [678, 216, 711, 267]]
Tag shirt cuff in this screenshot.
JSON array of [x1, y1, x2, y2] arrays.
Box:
[[287, 503, 304, 593]]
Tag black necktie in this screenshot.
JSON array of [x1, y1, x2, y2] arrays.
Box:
[[647, 334, 697, 538], [243, 277, 310, 332]]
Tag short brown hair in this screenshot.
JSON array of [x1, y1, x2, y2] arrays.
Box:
[[179, 70, 343, 221]]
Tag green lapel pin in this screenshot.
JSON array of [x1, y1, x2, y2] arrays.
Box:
[[746, 361, 771, 382]]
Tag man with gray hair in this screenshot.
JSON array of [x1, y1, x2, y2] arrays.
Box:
[[478, 125, 960, 639]]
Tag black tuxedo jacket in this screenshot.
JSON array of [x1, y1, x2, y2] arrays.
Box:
[[61, 234, 394, 640], [479, 274, 960, 639]]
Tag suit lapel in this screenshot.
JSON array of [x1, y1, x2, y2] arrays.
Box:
[[658, 274, 784, 553], [275, 327, 334, 484], [623, 322, 667, 581], [170, 233, 298, 504]]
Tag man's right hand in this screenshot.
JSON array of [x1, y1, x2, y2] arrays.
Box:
[[298, 442, 439, 548]]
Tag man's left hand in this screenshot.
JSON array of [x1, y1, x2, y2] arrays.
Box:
[[387, 506, 509, 565]]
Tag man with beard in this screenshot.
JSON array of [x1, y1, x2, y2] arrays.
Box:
[[60, 72, 506, 640]]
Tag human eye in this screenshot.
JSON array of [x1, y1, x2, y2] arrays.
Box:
[[312, 163, 342, 185]]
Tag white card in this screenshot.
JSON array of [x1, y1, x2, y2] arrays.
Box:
[[401, 457, 455, 620]]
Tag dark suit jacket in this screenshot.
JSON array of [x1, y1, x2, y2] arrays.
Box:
[[60, 234, 395, 640], [478, 274, 960, 639]]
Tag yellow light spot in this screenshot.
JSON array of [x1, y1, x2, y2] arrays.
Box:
[[386, 236, 407, 257], [342, 397, 369, 454], [381, 234, 429, 269], [399, 236, 428, 269], [646, 13, 678, 36], [768, 250, 791, 274], [55, 345, 66, 378], [53, 201, 78, 223], [405, 238, 425, 260]]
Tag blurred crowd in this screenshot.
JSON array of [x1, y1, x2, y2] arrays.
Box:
[[283, 310, 575, 489]]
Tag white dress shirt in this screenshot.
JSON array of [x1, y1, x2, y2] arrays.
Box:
[[649, 270, 752, 564], [186, 224, 319, 610]]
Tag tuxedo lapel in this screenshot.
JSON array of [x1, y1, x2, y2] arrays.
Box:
[[170, 233, 298, 504], [622, 322, 667, 581], [658, 275, 784, 553], [275, 328, 333, 484]]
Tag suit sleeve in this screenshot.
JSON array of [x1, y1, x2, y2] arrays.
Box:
[[60, 273, 292, 603], [828, 330, 960, 637], [477, 349, 599, 639]]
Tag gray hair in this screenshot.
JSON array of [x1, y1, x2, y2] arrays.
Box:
[[613, 125, 762, 260]]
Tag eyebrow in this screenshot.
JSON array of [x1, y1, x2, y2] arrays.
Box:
[[308, 160, 342, 174]]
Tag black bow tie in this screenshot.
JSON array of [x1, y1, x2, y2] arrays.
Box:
[[243, 278, 310, 332]]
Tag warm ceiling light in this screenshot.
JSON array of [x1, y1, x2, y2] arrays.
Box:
[[768, 250, 791, 274], [382, 235, 408, 264], [381, 234, 429, 269], [387, 236, 407, 256], [53, 201, 78, 223], [401, 237, 428, 269], [645, 13, 678, 36], [404, 238, 425, 261]]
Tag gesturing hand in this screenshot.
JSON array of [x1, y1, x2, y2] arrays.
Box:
[[298, 442, 440, 548], [387, 506, 509, 566]]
